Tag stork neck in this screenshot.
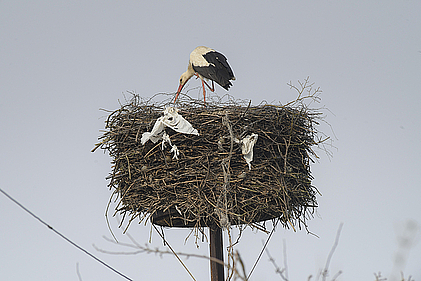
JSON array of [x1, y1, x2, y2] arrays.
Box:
[[187, 63, 195, 77]]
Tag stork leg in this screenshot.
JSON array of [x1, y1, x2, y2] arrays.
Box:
[[194, 73, 215, 92], [202, 79, 215, 92], [201, 79, 206, 103], [194, 73, 216, 103]]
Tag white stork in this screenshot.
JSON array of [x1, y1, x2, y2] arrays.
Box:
[[174, 46, 235, 103]]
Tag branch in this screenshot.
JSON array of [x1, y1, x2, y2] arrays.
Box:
[[94, 233, 249, 281], [320, 223, 343, 281]]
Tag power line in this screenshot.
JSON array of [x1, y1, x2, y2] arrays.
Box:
[[0, 187, 133, 281]]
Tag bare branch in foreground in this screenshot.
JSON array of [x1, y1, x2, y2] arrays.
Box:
[[93, 233, 248, 281], [267, 223, 343, 281], [320, 223, 343, 281]]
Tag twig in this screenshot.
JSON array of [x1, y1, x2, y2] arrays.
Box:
[[76, 263, 83, 281], [94, 233, 248, 280], [320, 223, 343, 281], [283, 239, 289, 281]]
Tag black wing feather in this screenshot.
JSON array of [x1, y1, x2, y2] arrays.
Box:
[[192, 51, 235, 90]]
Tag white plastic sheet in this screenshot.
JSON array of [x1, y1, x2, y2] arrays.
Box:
[[236, 133, 258, 170], [141, 107, 198, 159], [141, 107, 198, 145]]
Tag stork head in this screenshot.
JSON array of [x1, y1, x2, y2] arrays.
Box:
[[174, 68, 194, 102], [177, 71, 191, 94]]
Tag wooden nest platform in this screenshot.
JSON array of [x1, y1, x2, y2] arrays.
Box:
[[94, 93, 322, 231]]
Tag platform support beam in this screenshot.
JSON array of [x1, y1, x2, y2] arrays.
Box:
[[209, 224, 224, 281]]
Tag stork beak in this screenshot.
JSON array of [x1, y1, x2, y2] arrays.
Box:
[[174, 83, 185, 102], [177, 82, 184, 94]]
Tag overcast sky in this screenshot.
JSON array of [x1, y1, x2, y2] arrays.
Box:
[[1, 1, 420, 280]]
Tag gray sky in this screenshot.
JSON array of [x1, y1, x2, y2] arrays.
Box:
[[1, 1, 420, 280]]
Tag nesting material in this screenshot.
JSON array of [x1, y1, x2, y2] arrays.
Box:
[[93, 93, 322, 231]]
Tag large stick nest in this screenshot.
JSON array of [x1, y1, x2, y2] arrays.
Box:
[[94, 92, 323, 231]]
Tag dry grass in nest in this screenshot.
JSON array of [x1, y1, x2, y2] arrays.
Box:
[[93, 85, 326, 233]]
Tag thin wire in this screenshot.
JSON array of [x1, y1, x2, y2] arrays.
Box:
[[0, 187, 133, 281], [247, 220, 278, 280], [152, 224, 197, 281]]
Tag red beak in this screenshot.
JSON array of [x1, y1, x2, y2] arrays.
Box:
[[174, 83, 185, 102]]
